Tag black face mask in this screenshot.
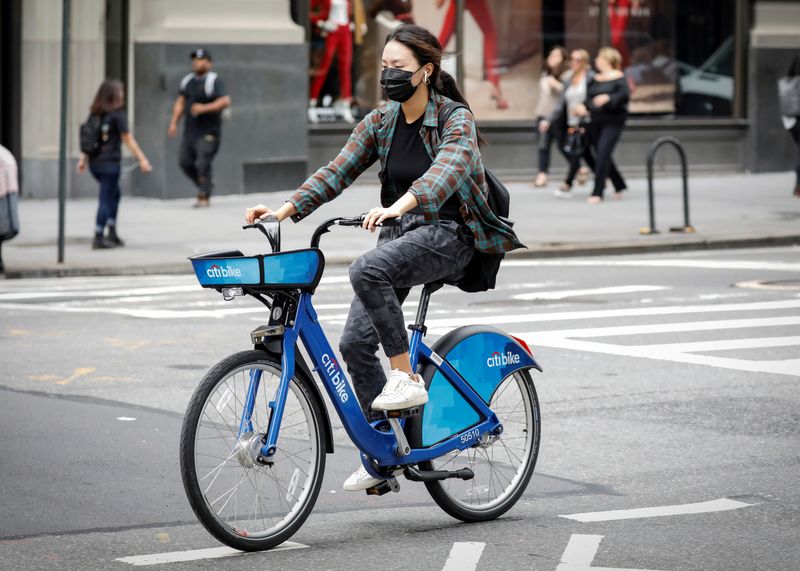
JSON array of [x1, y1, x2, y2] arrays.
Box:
[[380, 66, 424, 102]]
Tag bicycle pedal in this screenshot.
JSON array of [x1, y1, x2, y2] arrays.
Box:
[[383, 406, 421, 419], [365, 478, 400, 496]]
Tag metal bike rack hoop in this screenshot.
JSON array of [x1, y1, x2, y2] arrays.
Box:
[[642, 136, 695, 235]]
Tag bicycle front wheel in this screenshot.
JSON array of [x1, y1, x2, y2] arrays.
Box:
[[180, 350, 326, 551], [420, 369, 541, 522]]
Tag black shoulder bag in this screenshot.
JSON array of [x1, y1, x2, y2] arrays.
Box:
[[437, 101, 513, 293]]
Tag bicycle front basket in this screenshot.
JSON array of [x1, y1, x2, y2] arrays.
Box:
[[189, 248, 325, 291]]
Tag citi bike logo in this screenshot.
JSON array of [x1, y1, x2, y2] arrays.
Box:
[[206, 264, 242, 278], [321, 354, 349, 403], [487, 351, 520, 368]]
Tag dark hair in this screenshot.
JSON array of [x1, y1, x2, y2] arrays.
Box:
[[384, 24, 484, 145], [546, 45, 570, 77], [90, 79, 124, 116]]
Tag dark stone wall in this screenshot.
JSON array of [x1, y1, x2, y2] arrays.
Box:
[[132, 42, 307, 199], [309, 120, 749, 183], [745, 47, 800, 173]]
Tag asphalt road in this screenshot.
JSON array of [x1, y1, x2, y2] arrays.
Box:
[[1, 246, 799, 570]]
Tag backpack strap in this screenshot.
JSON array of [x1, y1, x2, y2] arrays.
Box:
[[436, 100, 469, 140]]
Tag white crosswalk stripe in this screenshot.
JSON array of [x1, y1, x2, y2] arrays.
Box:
[[2, 273, 799, 377]]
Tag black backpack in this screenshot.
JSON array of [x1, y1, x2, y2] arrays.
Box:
[[79, 114, 104, 157], [437, 101, 513, 293]]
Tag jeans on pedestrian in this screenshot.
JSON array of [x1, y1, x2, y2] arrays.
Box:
[[179, 134, 220, 197], [90, 161, 122, 234], [339, 214, 474, 419], [537, 118, 570, 175], [588, 121, 627, 198]]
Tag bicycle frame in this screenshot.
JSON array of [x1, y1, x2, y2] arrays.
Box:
[[242, 291, 502, 468]]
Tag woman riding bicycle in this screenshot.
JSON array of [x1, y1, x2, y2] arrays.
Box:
[[246, 24, 521, 492]]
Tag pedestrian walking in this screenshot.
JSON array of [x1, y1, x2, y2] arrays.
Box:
[[542, 49, 595, 198], [245, 24, 521, 492], [77, 80, 152, 249], [0, 144, 20, 273], [778, 56, 800, 198], [167, 49, 231, 208], [585, 47, 629, 204], [534, 46, 569, 188]]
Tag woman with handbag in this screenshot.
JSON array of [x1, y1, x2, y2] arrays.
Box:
[[541, 49, 595, 198], [779, 56, 800, 198], [245, 24, 522, 492], [584, 47, 629, 204]]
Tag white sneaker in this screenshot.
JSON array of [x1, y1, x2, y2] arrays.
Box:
[[343, 465, 384, 492], [371, 370, 428, 411], [307, 106, 320, 124], [553, 188, 573, 199]]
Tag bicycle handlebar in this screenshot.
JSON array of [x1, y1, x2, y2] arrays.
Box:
[[310, 215, 400, 249], [243, 215, 281, 253]]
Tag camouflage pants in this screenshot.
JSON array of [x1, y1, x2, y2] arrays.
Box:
[[339, 213, 474, 419]]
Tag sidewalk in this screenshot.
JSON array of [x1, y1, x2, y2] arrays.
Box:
[[3, 171, 799, 278]]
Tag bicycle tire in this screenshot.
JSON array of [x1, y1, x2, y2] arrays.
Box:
[[180, 350, 327, 551], [419, 369, 541, 523]]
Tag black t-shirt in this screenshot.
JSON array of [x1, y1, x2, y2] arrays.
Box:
[[92, 110, 129, 164], [386, 108, 462, 221], [586, 76, 629, 124], [179, 72, 227, 138]]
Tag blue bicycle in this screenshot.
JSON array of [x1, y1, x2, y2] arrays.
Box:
[[180, 216, 542, 551]]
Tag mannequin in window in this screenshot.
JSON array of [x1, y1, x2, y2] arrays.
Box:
[[309, 0, 357, 123], [436, 0, 508, 110]]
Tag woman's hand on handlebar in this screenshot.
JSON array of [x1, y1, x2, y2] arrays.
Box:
[[362, 206, 402, 233], [245, 202, 297, 224]]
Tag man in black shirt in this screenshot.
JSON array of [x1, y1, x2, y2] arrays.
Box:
[[168, 48, 231, 207]]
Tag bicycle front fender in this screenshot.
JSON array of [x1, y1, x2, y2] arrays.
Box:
[[409, 325, 542, 449]]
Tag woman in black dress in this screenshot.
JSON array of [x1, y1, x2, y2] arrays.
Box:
[[584, 47, 629, 203]]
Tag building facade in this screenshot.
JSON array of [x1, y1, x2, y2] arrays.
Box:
[[0, 0, 798, 199]]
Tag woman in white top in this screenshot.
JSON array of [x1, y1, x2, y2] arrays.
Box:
[[541, 49, 596, 197], [534, 46, 569, 187]]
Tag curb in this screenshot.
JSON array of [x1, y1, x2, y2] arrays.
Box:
[[2, 234, 799, 280]]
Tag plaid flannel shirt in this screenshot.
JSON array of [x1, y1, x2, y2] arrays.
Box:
[[288, 91, 523, 254]]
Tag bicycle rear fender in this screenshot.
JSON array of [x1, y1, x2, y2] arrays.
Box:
[[254, 338, 335, 454], [409, 325, 542, 448]]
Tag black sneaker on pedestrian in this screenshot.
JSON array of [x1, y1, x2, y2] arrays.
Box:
[[92, 235, 115, 249], [106, 226, 125, 247]]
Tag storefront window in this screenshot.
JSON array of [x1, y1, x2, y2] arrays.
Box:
[[306, 0, 736, 124], [674, 0, 735, 116]]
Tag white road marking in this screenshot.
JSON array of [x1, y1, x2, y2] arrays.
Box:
[[503, 258, 800, 272], [633, 336, 800, 353], [557, 534, 603, 568], [512, 285, 668, 301], [116, 417, 136, 422], [425, 299, 800, 333], [441, 542, 485, 571], [524, 335, 800, 377], [115, 542, 308, 566], [523, 316, 800, 339], [556, 534, 663, 571], [561, 498, 754, 523]]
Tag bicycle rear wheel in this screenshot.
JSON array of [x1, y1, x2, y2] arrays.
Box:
[[180, 350, 326, 551], [420, 369, 540, 522]]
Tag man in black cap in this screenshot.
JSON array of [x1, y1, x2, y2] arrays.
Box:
[[168, 48, 231, 207]]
